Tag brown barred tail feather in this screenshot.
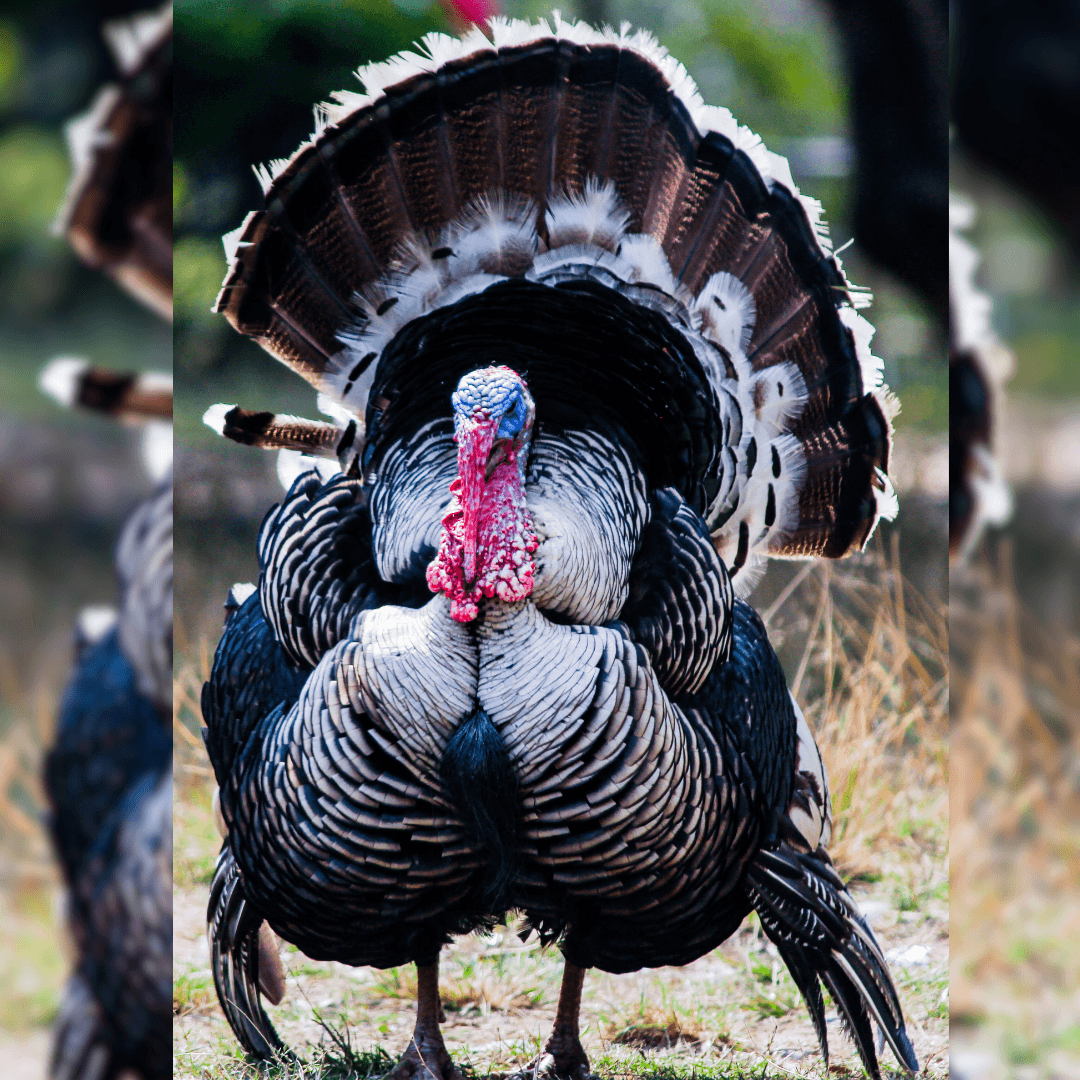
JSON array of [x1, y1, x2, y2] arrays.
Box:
[[56, 3, 172, 321], [40, 358, 172, 421], [203, 403, 346, 456]]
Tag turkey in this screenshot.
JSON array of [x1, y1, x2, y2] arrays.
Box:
[[949, 192, 1014, 559], [41, 357, 173, 1080], [202, 17, 915, 1080], [43, 5, 173, 1071], [43, 453, 173, 1080]]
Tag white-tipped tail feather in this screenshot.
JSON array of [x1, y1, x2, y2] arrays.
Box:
[[40, 357, 90, 409], [203, 403, 235, 436]]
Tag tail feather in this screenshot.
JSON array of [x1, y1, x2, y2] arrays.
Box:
[[949, 192, 1013, 559], [40, 359, 173, 421], [49, 972, 110, 1080], [56, 4, 172, 321], [208, 844, 292, 1062], [819, 963, 886, 1076], [216, 18, 896, 580], [747, 834, 918, 1079], [773, 940, 829, 1068], [202, 403, 348, 457]]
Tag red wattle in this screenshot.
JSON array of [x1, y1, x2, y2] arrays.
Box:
[[426, 414, 538, 622]]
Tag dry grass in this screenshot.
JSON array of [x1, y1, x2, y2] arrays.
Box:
[[761, 538, 948, 882], [173, 545, 948, 1079], [603, 1001, 712, 1051], [950, 541, 1080, 1069]]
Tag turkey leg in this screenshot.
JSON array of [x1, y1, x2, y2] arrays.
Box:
[[385, 961, 464, 1080], [529, 961, 593, 1080]]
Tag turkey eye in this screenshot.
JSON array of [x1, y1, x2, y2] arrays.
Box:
[[497, 395, 524, 438]]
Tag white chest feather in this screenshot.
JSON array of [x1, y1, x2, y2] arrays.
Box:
[[345, 594, 477, 769], [526, 430, 649, 624], [475, 601, 608, 779]]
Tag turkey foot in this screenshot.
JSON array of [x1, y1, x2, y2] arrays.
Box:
[[515, 962, 594, 1080], [384, 962, 464, 1080]]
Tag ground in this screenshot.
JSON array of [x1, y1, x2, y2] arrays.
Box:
[[173, 799, 947, 1079]]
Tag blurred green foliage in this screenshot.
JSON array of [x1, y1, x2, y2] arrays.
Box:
[[0, 126, 67, 242], [175, 0, 942, 446], [0, 20, 23, 109]]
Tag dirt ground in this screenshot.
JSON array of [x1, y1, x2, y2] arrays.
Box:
[[174, 787, 948, 1079]]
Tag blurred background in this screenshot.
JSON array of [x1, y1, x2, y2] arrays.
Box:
[[173, 1, 948, 1076], [0, 1, 170, 1073], [950, 3, 1080, 1065]]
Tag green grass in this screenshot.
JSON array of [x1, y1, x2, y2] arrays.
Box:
[[175, 971, 216, 1018], [173, 779, 221, 887]]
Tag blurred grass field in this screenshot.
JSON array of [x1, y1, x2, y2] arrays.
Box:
[[950, 544, 1080, 1076], [949, 146, 1080, 1077], [173, 537, 948, 1080]]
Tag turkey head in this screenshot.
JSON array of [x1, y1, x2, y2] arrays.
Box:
[[427, 366, 539, 621]]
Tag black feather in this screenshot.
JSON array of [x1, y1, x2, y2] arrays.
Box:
[[208, 845, 292, 1061], [440, 708, 523, 911], [747, 837, 919, 1079], [46, 630, 169, 893]]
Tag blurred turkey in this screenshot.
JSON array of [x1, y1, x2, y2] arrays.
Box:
[[44, 471, 172, 1080], [202, 18, 914, 1080], [55, 2, 172, 321], [43, 5, 173, 1072], [42, 359, 172, 1080], [949, 193, 1014, 559]]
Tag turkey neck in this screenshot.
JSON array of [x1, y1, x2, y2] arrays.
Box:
[[371, 427, 649, 626]]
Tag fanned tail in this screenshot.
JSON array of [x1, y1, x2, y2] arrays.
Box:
[[215, 16, 897, 585], [56, 3, 172, 320], [746, 825, 918, 1079], [207, 844, 292, 1062]]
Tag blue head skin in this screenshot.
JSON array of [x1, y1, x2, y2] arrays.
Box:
[[451, 366, 535, 482]]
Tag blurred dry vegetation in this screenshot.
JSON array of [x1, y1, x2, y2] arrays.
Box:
[[951, 547, 1080, 1072], [950, 130, 1080, 1073]]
